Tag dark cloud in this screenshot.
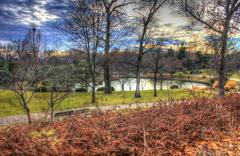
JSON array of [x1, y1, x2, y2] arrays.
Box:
[[45, 0, 69, 14], [0, 0, 69, 44], [162, 23, 173, 28], [175, 25, 192, 31]]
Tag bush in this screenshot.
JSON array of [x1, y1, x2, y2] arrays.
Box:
[[213, 80, 218, 89], [176, 72, 184, 78], [75, 88, 87, 92], [97, 86, 115, 92], [224, 86, 230, 91], [189, 70, 195, 74], [36, 86, 48, 92], [170, 85, 179, 89], [210, 78, 215, 84], [201, 74, 207, 79], [225, 80, 237, 89], [41, 80, 52, 87], [1, 94, 240, 155], [213, 80, 237, 90]]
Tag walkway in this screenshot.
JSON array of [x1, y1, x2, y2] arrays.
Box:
[[0, 102, 156, 126]]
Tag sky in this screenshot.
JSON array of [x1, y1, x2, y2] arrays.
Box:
[[0, 0, 212, 51], [0, 0, 69, 48]]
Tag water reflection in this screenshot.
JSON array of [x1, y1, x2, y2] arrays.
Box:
[[74, 78, 208, 91]]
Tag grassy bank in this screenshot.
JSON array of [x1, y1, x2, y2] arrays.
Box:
[[0, 89, 196, 117]]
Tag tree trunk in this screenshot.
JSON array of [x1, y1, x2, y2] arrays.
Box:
[[26, 109, 32, 124], [21, 96, 32, 124], [50, 106, 54, 123], [104, 58, 111, 93], [104, 13, 112, 94], [135, 19, 149, 98], [218, 19, 230, 97], [92, 89, 96, 104], [24, 104, 32, 124], [135, 55, 142, 98], [218, 56, 225, 97], [92, 81, 96, 104], [85, 69, 89, 92], [92, 58, 97, 103], [160, 71, 163, 90], [154, 71, 157, 97], [154, 52, 160, 97], [92, 51, 97, 103], [121, 81, 125, 92], [90, 62, 97, 103], [49, 91, 54, 123]]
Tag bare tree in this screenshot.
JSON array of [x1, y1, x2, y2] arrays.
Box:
[[11, 26, 42, 124], [110, 50, 137, 91], [133, 0, 167, 98], [143, 30, 168, 96], [99, 0, 135, 94], [65, 0, 104, 103], [43, 62, 72, 122], [177, 0, 240, 97], [144, 48, 163, 96]]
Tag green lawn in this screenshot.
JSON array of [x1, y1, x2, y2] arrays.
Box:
[[0, 89, 200, 118], [230, 71, 240, 79]]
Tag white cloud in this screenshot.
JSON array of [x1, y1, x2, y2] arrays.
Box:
[[2, 0, 59, 26], [0, 40, 11, 45]]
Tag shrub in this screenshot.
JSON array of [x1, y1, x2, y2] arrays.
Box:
[[225, 80, 237, 89], [41, 80, 52, 86], [170, 84, 179, 89], [0, 94, 239, 155], [191, 86, 200, 90], [224, 86, 230, 91], [36, 86, 48, 92], [201, 74, 207, 79], [213, 81, 218, 89], [97, 86, 115, 92], [189, 70, 195, 74], [210, 78, 215, 84], [213, 80, 237, 90], [75, 88, 87, 92], [176, 72, 184, 78]]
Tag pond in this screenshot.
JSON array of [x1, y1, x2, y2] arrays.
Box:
[[75, 78, 209, 91]]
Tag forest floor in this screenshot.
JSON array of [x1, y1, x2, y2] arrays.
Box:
[[0, 94, 239, 155]]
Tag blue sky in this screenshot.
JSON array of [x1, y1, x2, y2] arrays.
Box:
[[0, 0, 70, 48], [1, 0, 238, 51], [0, 0, 191, 49]]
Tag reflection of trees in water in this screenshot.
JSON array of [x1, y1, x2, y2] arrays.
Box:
[[117, 79, 126, 91], [91, 79, 207, 91], [117, 78, 133, 91], [140, 79, 148, 91], [125, 78, 132, 91], [175, 81, 183, 89], [144, 80, 184, 90]]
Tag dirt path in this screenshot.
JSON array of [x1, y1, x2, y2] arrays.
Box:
[[0, 102, 156, 126]]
